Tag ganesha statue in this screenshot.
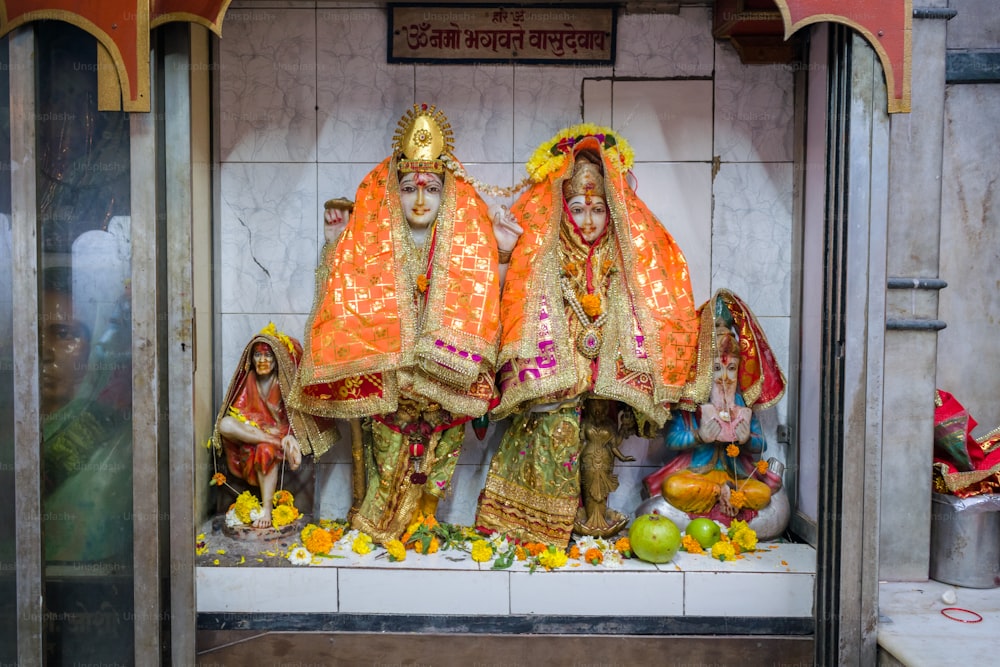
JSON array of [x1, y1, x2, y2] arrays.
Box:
[[637, 289, 790, 541]]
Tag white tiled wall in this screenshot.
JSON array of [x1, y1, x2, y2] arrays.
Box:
[[216, 4, 797, 526]]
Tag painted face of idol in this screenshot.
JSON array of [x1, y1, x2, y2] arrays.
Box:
[[399, 172, 443, 229], [566, 194, 609, 243]]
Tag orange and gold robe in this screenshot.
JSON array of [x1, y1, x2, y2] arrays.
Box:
[[476, 134, 699, 547]]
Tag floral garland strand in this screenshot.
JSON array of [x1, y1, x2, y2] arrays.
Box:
[[525, 123, 636, 184], [441, 154, 532, 199]]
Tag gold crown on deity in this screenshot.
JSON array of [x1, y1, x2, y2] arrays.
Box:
[[392, 103, 454, 175], [562, 154, 605, 201]]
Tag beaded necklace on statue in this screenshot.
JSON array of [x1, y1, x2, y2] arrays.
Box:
[[559, 200, 616, 360]]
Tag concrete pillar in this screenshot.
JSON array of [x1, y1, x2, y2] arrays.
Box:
[[879, 6, 951, 581]]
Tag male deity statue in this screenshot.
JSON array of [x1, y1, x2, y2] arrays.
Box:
[[640, 289, 789, 539], [292, 104, 519, 543]]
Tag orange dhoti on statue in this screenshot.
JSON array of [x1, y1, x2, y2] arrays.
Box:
[[663, 469, 772, 515]]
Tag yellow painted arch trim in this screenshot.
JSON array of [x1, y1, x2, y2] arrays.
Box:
[[151, 1, 233, 36], [771, 0, 912, 113]]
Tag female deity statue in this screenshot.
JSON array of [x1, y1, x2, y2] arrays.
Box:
[[640, 289, 789, 539], [291, 104, 517, 543], [213, 324, 336, 529], [475, 126, 700, 547]]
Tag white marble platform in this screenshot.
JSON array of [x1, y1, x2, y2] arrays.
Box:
[[878, 580, 1000, 666], [196, 542, 815, 618]]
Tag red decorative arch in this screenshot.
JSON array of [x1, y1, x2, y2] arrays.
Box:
[[0, 0, 232, 112], [772, 0, 912, 113]]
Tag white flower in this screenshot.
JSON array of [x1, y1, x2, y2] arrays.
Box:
[[224, 507, 242, 528], [287, 547, 311, 565], [602, 549, 624, 568], [575, 536, 601, 554], [249, 507, 264, 522], [336, 529, 360, 549], [489, 533, 512, 554]]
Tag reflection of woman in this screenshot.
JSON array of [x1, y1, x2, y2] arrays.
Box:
[[41, 267, 133, 562], [213, 325, 336, 528], [292, 105, 507, 543], [475, 126, 699, 546]]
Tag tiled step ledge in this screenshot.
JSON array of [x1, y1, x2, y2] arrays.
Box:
[[197, 543, 815, 623]]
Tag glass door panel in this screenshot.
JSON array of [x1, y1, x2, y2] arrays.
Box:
[[35, 21, 134, 664]]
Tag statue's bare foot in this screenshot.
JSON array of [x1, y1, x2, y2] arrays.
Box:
[[252, 509, 273, 529], [718, 484, 738, 517]]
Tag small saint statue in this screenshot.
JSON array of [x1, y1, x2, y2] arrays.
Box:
[[639, 290, 789, 540], [212, 324, 336, 529]]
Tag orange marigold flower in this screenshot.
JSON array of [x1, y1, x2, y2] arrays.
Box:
[[525, 542, 546, 557], [681, 534, 704, 554], [568, 545, 581, 559], [756, 459, 769, 474], [563, 262, 578, 275], [515, 546, 527, 561], [422, 514, 439, 530], [580, 293, 602, 318], [272, 489, 294, 507], [602, 259, 614, 273], [729, 490, 747, 510], [726, 443, 740, 458], [303, 528, 333, 555], [329, 527, 344, 542], [210, 472, 226, 486], [615, 537, 631, 556], [414, 536, 440, 555], [584, 548, 603, 566], [416, 274, 429, 293]]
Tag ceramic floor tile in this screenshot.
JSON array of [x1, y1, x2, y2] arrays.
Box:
[[879, 581, 1000, 667], [510, 569, 683, 615], [339, 568, 510, 614]]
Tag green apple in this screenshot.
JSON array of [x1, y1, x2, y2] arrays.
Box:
[[628, 513, 682, 564], [685, 517, 722, 549]]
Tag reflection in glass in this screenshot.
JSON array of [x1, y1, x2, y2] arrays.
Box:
[[0, 35, 15, 667], [36, 22, 133, 664]]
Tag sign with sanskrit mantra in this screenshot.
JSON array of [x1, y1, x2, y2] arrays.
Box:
[[389, 4, 616, 64]]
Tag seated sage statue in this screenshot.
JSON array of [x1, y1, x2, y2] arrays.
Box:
[[212, 324, 336, 529], [639, 289, 789, 540]]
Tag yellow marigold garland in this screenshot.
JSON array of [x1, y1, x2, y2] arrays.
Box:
[[233, 491, 261, 525], [259, 321, 296, 357], [470, 540, 493, 563], [710, 538, 737, 562], [271, 504, 299, 529], [525, 123, 635, 184], [537, 546, 569, 570], [386, 539, 407, 562], [352, 532, 373, 555]]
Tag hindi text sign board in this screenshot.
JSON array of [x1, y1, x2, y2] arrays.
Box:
[[389, 4, 616, 65]]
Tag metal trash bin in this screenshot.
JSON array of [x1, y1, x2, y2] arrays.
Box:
[[930, 493, 1000, 588]]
